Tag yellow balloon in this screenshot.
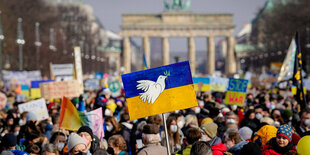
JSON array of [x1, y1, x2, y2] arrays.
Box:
[[297, 136, 310, 155]]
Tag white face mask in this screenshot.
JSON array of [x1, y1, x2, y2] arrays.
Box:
[[226, 119, 236, 124], [55, 142, 65, 151], [304, 119, 310, 127], [270, 105, 275, 110], [170, 125, 178, 133], [177, 121, 184, 129], [106, 125, 114, 132], [256, 113, 263, 120], [104, 109, 112, 116], [195, 107, 201, 114], [231, 105, 237, 111], [14, 131, 19, 136], [273, 121, 280, 127], [198, 101, 204, 107]]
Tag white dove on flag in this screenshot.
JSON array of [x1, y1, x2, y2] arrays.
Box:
[[137, 71, 170, 104]]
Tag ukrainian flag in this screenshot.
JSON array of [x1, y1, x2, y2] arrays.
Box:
[[122, 61, 197, 120]]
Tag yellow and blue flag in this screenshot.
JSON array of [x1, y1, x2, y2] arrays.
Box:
[[122, 61, 197, 120]]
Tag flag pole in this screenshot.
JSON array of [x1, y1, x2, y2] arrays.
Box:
[[162, 113, 171, 155], [295, 32, 307, 109]]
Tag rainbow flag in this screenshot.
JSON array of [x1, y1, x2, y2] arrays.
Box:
[[59, 96, 82, 131], [122, 61, 197, 120], [60, 96, 104, 139]]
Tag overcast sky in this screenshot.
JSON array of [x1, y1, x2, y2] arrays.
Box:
[[82, 0, 267, 51]]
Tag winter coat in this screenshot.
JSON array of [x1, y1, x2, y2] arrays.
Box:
[[263, 137, 295, 155], [209, 136, 228, 155], [229, 141, 249, 155], [137, 143, 167, 155]]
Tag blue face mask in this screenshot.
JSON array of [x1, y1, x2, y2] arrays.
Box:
[[270, 105, 275, 110]]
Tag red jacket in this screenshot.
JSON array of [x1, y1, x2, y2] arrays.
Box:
[[211, 142, 227, 155], [263, 138, 296, 155]]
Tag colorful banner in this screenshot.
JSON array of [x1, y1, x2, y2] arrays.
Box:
[[2, 70, 41, 89], [224, 78, 249, 106], [80, 108, 104, 140], [193, 77, 210, 92], [40, 80, 81, 99], [122, 61, 197, 120], [18, 98, 49, 121]]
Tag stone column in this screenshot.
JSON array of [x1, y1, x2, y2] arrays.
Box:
[[162, 37, 170, 65], [226, 36, 236, 75], [188, 36, 196, 75], [116, 53, 121, 75], [123, 36, 131, 73], [207, 36, 215, 75], [143, 36, 150, 68]]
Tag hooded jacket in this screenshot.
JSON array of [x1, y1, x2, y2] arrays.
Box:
[[209, 136, 227, 155], [229, 141, 249, 155]]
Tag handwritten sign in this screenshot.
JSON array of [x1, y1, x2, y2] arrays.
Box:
[[224, 78, 249, 106], [0, 92, 7, 110], [40, 80, 81, 99], [18, 98, 49, 121]]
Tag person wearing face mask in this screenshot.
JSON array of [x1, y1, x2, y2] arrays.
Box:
[[77, 126, 108, 155], [105, 116, 124, 141], [50, 131, 67, 153], [162, 115, 181, 154], [200, 122, 227, 155], [67, 133, 91, 155], [263, 124, 296, 155], [296, 109, 310, 137]]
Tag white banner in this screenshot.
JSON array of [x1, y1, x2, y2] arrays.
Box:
[[18, 98, 49, 121]]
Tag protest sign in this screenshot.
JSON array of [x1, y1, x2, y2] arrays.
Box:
[[30, 80, 54, 99], [224, 78, 249, 106], [210, 77, 228, 92], [122, 61, 197, 120], [95, 72, 104, 79], [40, 80, 81, 99], [74, 47, 84, 93], [193, 77, 210, 92], [50, 63, 74, 81], [108, 81, 121, 97], [21, 85, 30, 98], [303, 79, 310, 91], [0, 92, 7, 110], [18, 98, 49, 121], [84, 79, 100, 91], [2, 70, 42, 88]]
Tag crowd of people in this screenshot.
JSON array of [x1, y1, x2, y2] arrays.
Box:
[[0, 85, 310, 155]]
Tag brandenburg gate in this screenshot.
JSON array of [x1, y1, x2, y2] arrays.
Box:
[[121, 10, 236, 75]]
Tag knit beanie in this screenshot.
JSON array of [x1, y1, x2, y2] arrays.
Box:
[[67, 133, 87, 152], [0, 151, 14, 155], [26, 112, 37, 122], [277, 124, 293, 142], [238, 126, 253, 141], [2, 133, 17, 147], [200, 122, 218, 139], [77, 126, 93, 139]]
